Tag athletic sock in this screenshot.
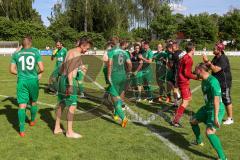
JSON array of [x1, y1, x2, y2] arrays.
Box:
[[79, 83, 84, 93], [30, 105, 38, 122], [173, 105, 185, 124], [114, 100, 125, 120], [18, 108, 26, 132], [207, 134, 226, 160], [191, 124, 202, 144]]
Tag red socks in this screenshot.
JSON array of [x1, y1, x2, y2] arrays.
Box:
[[173, 105, 185, 124]]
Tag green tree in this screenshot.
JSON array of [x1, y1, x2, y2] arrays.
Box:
[[179, 13, 218, 46], [150, 4, 177, 40], [0, 0, 42, 24], [219, 9, 240, 49]]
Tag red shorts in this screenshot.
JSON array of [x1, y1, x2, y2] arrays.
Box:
[[179, 86, 192, 100]]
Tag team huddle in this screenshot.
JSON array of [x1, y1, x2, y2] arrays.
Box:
[[10, 36, 233, 160]]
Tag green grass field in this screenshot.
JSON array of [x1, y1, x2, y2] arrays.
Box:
[[0, 55, 239, 160]]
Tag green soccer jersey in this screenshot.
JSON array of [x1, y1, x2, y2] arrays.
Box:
[[108, 46, 130, 75], [142, 49, 153, 70], [11, 47, 42, 80], [53, 47, 67, 67], [201, 75, 224, 110], [153, 51, 168, 68]]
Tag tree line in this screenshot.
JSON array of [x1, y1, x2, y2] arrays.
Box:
[[0, 0, 240, 50]]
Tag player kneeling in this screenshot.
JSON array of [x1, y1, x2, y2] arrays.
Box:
[[190, 63, 227, 160], [10, 36, 44, 137]]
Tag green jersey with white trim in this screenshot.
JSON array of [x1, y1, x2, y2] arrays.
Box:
[[53, 47, 67, 67], [108, 46, 130, 75], [141, 49, 153, 70], [201, 75, 224, 110], [11, 47, 42, 80]]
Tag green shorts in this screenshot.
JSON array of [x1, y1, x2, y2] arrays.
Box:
[[142, 69, 153, 85], [107, 74, 127, 97], [131, 71, 143, 87], [193, 105, 225, 129], [58, 75, 78, 107], [76, 70, 84, 81], [166, 69, 174, 82], [17, 79, 39, 104]]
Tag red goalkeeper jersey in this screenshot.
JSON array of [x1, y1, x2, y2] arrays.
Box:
[[177, 53, 196, 86]]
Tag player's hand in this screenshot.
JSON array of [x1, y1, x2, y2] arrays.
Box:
[[66, 85, 73, 96], [133, 71, 137, 76], [202, 54, 208, 63], [138, 54, 143, 59], [214, 118, 220, 128]]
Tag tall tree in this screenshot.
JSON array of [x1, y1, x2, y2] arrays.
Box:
[[0, 0, 42, 23], [219, 9, 240, 49]]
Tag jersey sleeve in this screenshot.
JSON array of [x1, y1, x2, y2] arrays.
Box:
[[148, 50, 153, 59], [11, 53, 17, 64], [36, 50, 42, 62], [108, 50, 113, 59], [211, 79, 222, 97], [125, 51, 130, 60], [183, 58, 197, 80]]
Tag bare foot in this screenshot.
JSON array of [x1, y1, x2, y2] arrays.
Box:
[[66, 132, 82, 138], [54, 128, 63, 134]]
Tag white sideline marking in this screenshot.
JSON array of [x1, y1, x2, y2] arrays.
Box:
[[85, 80, 190, 160], [125, 106, 190, 160], [0, 94, 56, 107]]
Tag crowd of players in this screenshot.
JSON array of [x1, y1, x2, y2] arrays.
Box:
[[9, 36, 233, 160]]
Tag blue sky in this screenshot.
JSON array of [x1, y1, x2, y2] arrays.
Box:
[[33, 0, 240, 26]]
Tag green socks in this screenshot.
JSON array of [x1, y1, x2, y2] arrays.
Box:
[[114, 100, 125, 120], [78, 82, 84, 93], [30, 105, 38, 122], [18, 108, 26, 132], [144, 85, 153, 99], [207, 134, 226, 160], [191, 124, 202, 144]]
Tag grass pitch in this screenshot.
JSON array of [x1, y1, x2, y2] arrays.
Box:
[[0, 55, 239, 160]]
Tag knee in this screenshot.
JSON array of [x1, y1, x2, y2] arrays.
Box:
[[206, 127, 216, 136], [31, 102, 37, 106], [69, 106, 76, 114]]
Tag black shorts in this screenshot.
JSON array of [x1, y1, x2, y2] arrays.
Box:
[[222, 87, 232, 106]]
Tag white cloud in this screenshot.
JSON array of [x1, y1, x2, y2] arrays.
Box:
[[169, 3, 187, 12]]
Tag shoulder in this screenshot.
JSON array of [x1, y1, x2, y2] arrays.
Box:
[[209, 76, 220, 86]]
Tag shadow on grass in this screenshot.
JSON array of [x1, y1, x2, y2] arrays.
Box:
[[0, 105, 19, 133], [133, 122, 215, 159]]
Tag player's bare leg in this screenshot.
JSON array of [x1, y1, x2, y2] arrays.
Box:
[[54, 105, 63, 134], [66, 106, 82, 138]]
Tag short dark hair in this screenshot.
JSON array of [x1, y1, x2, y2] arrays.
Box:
[[134, 43, 141, 49], [120, 40, 128, 47], [185, 42, 195, 53], [77, 37, 93, 46], [108, 37, 119, 46], [196, 62, 210, 72], [22, 36, 32, 46], [143, 41, 150, 45], [56, 40, 63, 45]]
